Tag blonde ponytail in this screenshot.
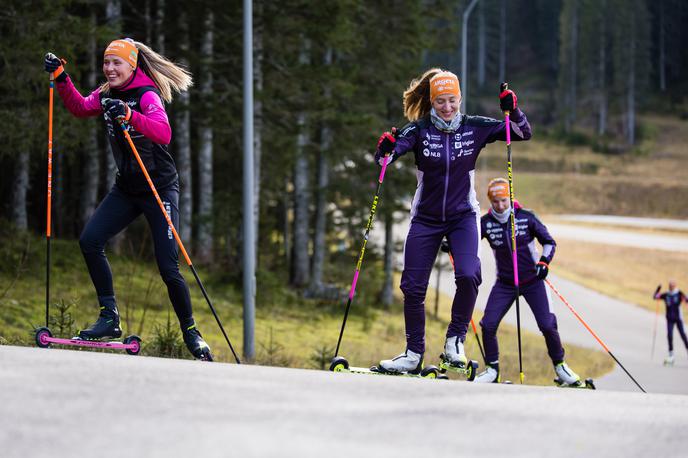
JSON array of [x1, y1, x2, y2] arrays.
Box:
[[100, 40, 193, 103], [402, 67, 443, 122]]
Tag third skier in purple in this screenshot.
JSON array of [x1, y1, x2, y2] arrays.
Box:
[[476, 178, 582, 385], [374, 68, 531, 374]]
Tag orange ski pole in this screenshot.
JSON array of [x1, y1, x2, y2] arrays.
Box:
[[545, 279, 645, 393], [45, 71, 55, 327], [115, 117, 240, 364]]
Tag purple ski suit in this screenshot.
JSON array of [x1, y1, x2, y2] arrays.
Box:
[[376, 108, 531, 354], [653, 290, 688, 352], [480, 205, 565, 364]]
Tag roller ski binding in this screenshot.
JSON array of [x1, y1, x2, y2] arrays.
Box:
[[438, 336, 479, 381], [183, 325, 213, 361], [329, 353, 447, 380], [553, 361, 595, 389]]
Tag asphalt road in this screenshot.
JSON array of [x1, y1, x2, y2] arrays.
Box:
[[2, 345, 687, 458]]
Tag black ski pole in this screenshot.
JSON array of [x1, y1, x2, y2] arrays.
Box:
[[335, 153, 391, 357]]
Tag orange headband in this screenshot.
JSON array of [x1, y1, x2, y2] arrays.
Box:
[[429, 71, 461, 101], [487, 178, 510, 200], [104, 39, 138, 68]]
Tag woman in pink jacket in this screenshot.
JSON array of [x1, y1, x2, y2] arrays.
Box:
[[44, 38, 212, 360]]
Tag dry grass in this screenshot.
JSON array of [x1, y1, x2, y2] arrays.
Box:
[[553, 239, 688, 313], [470, 114, 688, 218]]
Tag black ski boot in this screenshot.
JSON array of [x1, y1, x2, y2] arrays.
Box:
[[79, 296, 122, 340], [183, 324, 213, 361]]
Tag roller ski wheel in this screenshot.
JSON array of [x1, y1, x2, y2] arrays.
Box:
[[329, 356, 350, 372], [439, 353, 479, 380], [554, 377, 596, 390], [420, 365, 440, 379], [122, 335, 142, 355], [35, 326, 53, 348]]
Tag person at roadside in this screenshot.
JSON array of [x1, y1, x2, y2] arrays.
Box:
[[654, 281, 688, 365]]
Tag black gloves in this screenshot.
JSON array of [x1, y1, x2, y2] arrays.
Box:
[[535, 256, 549, 280], [102, 98, 131, 122], [654, 285, 661, 296], [499, 82, 518, 112], [440, 240, 450, 253], [44, 53, 67, 82]]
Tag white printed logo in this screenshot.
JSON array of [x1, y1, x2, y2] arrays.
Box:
[[423, 148, 430, 157]]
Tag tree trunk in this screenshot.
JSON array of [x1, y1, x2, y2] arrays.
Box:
[[309, 126, 331, 293], [175, 13, 192, 246], [477, 0, 486, 88], [659, 0, 666, 92], [597, 0, 607, 136], [308, 48, 333, 294], [283, 176, 291, 268], [80, 11, 100, 228], [380, 214, 394, 308], [196, 9, 214, 264], [291, 111, 310, 287], [253, 1, 264, 263], [155, 0, 165, 54], [627, 8, 636, 145], [290, 39, 311, 288], [11, 151, 29, 230], [569, 0, 578, 129], [498, 0, 506, 83]]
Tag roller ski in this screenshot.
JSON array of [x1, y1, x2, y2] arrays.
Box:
[[438, 336, 479, 381], [183, 324, 213, 361], [552, 361, 595, 389], [35, 327, 142, 355], [330, 351, 447, 380], [35, 298, 142, 355]]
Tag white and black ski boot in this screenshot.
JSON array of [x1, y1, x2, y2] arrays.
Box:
[[183, 325, 213, 361], [443, 336, 468, 368], [554, 361, 581, 386], [664, 352, 675, 366], [379, 349, 423, 374], [475, 362, 500, 383], [78, 296, 122, 340]]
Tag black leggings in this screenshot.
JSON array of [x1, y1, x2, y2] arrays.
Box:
[[79, 182, 193, 329], [667, 318, 688, 352]]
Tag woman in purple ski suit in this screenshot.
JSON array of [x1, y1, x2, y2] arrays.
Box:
[[374, 68, 531, 374], [475, 178, 581, 385], [653, 281, 688, 365]]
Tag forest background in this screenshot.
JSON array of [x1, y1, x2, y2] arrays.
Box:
[[1, 0, 686, 376]]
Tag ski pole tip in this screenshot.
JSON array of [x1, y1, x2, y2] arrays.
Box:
[[519, 372, 524, 384]]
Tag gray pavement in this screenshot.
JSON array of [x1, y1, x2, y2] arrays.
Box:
[[2, 344, 687, 458], [546, 223, 688, 252]]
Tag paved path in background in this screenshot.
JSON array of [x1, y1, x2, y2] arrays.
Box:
[[2, 345, 687, 458], [546, 223, 688, 252], [556, 214, 688, 231]]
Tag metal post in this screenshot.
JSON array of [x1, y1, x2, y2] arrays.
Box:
[[461, 0, 480, 114], [243, 0, 256, 360]]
